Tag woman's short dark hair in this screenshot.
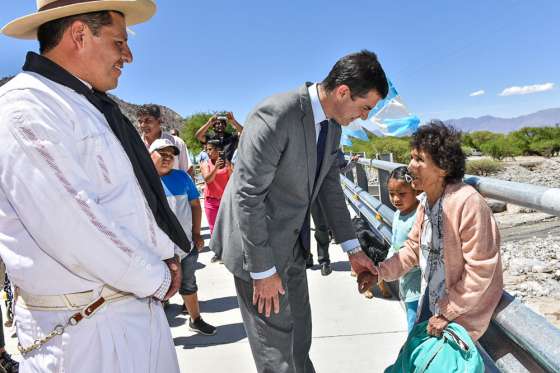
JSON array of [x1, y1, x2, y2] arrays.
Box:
[[322, 50, 389, 99], [411, 120, 466, 184], [137, 104, 161, 120], [38, 11, 119, 54]]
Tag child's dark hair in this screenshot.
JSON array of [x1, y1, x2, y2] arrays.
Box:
[[206, 139, 223, 150], [389, 166, 413, 184]]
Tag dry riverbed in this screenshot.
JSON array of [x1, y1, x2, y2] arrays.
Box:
[[489, 156, 560, 329]]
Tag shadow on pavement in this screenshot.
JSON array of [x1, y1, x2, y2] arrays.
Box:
[[165, 303, 188, 327], [308, 260, 351, 273], [198, 246, 211, 253], [173, 322, 247, 349], [330, 260, 351, 272], [199, 296, 239, 313]]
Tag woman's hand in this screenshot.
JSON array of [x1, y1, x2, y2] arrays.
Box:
[[427, 314, 449, 337], [215, 158, 225, 169], [357, 271, 377, 294]]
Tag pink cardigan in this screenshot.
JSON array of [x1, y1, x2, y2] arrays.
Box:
[[378, 183, 503, 341]]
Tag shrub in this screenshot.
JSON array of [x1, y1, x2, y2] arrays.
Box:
[[349, 136, 411, 163], [529, 139, 560, 157], [466, 159, 503, 176], [479, 135, 521, 160]]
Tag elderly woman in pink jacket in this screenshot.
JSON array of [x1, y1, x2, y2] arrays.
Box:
[[376, 120, 503, 342]]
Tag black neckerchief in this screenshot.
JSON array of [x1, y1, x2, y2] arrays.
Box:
[[22, 52, 190, 255]]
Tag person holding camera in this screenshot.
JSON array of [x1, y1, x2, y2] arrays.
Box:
[[195, 112, 243, 161], [200, 141, 233, 244]]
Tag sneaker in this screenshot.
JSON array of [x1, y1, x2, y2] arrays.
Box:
[[189, 317, 217, 336], [210, 255, 221, 263], [181, 304, 189, 315], [0, 351, 19, 373], [320, 262, 332, 276]]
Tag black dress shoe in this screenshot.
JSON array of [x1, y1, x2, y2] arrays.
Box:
[[305, 254, 314, 269], [321, 262, 332, 276], [210, 255, 221, 263]]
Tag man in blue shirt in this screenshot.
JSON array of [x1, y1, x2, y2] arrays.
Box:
[[150, 139, 217, 336]]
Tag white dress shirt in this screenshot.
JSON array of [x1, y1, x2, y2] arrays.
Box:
[[250, 83, 360, 280], [0, 72, 174, 297]]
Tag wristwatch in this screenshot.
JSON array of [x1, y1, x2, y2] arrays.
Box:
[[346, 246, 363, 256]]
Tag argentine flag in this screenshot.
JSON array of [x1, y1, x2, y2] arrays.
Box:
[[341, 80, 420, 145]]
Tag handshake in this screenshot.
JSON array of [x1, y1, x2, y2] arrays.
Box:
[[356, 267, 379, 294]]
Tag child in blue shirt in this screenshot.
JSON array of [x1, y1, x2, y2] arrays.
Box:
[[387, 166, 422, 333], [150, 138, 216, 336]]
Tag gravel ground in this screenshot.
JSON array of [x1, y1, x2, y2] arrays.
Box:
[[486, 156, 560, 328], [494, 156, 560, 189]]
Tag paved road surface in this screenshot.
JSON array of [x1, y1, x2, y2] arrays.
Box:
[[2, 210, 408, 372], [168, 215, 408, 372]]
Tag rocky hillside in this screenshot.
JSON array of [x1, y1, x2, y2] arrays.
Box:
[[0, 76, 185, 132]]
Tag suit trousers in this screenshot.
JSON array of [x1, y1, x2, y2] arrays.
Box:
[[234, 245, 315, 373], [310, 201, 330, 264]]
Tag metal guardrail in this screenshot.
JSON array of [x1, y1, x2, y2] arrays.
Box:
[[355, 158, 560, 217], [340, 158, 560, 373]]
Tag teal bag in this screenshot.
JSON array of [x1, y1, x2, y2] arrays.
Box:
[[385, 321, 484, 373]]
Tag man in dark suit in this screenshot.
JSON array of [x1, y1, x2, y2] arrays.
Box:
[[210, 50, 389, 373]]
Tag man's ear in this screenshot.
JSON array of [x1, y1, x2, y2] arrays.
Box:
[[334, 84, 350, 100], [68, 20, 88, 49]]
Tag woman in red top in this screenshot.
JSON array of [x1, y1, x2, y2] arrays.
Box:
[[200, 142, 233, 236]]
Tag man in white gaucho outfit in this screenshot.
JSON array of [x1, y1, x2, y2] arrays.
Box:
[[0, 1, 187, 372]]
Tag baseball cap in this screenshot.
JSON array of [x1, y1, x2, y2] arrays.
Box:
[[149, 138, 180, 155]]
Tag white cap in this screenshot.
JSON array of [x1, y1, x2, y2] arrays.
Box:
[[149, 138, 179, 155]]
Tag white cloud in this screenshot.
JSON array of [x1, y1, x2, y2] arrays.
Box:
[[469, 90, 485, 97], [499, 82, 555, 96]]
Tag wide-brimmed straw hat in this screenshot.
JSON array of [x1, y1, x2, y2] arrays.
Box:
[[2, 0, 156, 40]]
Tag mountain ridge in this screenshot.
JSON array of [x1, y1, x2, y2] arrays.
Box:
[[444, 108, 560, 133]]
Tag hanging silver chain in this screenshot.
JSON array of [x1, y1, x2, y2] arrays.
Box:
[[17, 322, 67, 356]]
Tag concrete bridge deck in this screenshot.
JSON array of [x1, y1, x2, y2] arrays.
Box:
[[169, 220, 408, 372], [2, 211, 408, 372]]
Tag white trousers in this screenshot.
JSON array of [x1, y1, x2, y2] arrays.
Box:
[[15, 296, 180, 373]]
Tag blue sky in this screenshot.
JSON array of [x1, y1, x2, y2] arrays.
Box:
[[2, 0, 559, 124]]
